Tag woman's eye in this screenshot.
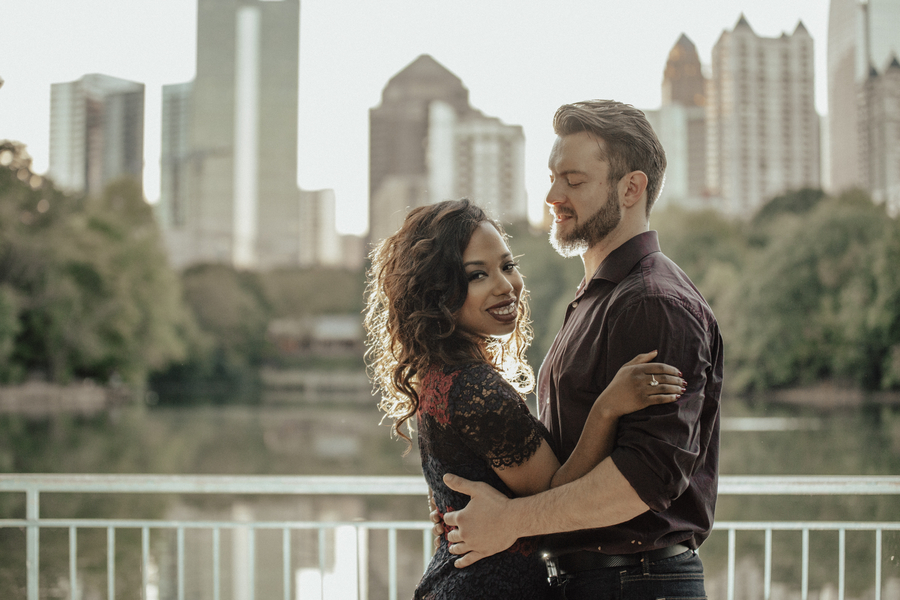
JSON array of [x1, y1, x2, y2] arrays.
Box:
[[467, 271, 486, 281], [503, 262, 520, 271]]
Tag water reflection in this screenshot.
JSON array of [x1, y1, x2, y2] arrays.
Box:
[[2, 396, 900, 598], [722, 417, 822, 431]]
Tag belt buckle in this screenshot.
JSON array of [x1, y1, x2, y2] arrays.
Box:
[[543, 554, 563, 587]]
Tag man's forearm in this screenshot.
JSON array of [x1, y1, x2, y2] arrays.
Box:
[[509, 457, 650, 538]]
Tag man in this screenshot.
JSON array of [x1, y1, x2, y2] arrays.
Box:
[[442, 99, 723, 598]]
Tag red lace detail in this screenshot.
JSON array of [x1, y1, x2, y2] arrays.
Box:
[[507, 537, 537, 557], [418, 368, 456, 425]]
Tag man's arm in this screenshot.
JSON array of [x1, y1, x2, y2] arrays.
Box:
[[443, 294, 716, 567], [442, 456, 649, 567]]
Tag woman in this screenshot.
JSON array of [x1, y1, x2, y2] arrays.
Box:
[[364, 199, 685, 599]]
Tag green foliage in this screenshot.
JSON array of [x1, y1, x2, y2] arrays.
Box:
[[151, 264, 369, 402], [648, 189, 900, 396], [149, 265, 268, 402], [0, 140, 192, 384], [730, 195, 892, 392], [259, 267, 365, 317], [751, 187, 826, 227]]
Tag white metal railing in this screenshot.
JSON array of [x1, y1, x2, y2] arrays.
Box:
[[1, 475, 900, 600]]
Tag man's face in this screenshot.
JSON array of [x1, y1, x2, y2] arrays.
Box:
[[545, 132, 622, 258]]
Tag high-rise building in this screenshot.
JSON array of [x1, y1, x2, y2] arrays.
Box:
[[368, 55, 527, 243], [427, 102, 526, 225], [827, 0, 900, 195], [859, 57, 900, 214], [158, 82, 192, 262], [706, 16, 820, 217], [645, 34, 709, 211], [48, 74, 144, 196], [299, 188, 341, 267], [663, 34, 707, 108], [159, 0, 300, 269]]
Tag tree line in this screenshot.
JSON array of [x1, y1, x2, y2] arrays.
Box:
[[3, 138, 898, 401], [0, 140, 364, 403], [516, 188, 900, 396]]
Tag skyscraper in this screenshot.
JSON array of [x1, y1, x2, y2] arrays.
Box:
[[299, 189, 341, 267], [368, 55, 527, 243], [859, 57, 900, 214], [427, 102, 526, 226], [706, 16, 820, 217], [828, 0, 900, 212], [48, 74, 144, 196], [159, 82, 192, 254], [645, 34, 709, 211], [159, 0, 300, 269], [663, 34, 707, 108]]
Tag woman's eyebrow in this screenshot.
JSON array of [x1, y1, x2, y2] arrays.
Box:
[[463, 253, 511, 268]]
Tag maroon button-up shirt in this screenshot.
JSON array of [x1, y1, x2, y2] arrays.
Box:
[[538, 231, 723, 556]]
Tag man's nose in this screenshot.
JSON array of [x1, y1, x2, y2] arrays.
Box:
[[545, 180, 563, 206]]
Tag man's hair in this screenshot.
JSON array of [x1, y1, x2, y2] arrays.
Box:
[[553, 100, 667, 215]]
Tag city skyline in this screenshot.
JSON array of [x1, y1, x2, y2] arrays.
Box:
[[1, 0, 829, 234]]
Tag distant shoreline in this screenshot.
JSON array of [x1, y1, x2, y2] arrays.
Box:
[[0, 380, 132, 417], [3, 375, 900, 417]]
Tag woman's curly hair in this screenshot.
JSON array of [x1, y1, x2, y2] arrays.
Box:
[[363, 199, 534, 450]]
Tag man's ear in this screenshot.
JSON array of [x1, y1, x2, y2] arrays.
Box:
[[620, 171, 648, 209]]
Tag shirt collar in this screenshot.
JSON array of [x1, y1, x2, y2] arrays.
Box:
[[591, 231, 661, 284]]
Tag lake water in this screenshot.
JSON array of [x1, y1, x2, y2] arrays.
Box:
[[2, 393, 900, 599]]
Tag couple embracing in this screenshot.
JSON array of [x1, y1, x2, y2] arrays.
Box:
[[365, 99, 723, 599]]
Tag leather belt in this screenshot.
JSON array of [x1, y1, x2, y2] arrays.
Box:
[[551, 544, 691, 573]]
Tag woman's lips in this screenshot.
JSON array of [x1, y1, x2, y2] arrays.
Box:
[[487, 300, 517, 323]]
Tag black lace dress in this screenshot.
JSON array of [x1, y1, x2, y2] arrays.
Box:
[[414, 362, 553, 600]]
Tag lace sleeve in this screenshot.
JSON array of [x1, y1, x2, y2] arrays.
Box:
[[451, 363, 545, 469]]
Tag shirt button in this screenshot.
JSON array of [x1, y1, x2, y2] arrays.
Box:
[[571, 301, 578, 308]]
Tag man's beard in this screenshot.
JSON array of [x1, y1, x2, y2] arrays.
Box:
[[549, 184, 621, 258]]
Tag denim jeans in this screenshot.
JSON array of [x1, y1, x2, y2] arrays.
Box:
[[551, 549, 706, 600]]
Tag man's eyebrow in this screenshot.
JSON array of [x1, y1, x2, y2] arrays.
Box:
[[549, 168, 589, 177]]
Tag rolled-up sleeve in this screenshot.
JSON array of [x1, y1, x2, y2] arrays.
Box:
[[607, 295, 713, 512]]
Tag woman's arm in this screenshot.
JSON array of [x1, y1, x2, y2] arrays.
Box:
[[494, 351, 684, 497]]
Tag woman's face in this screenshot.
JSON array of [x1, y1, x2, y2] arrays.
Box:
[[456, 222, 524, 338]]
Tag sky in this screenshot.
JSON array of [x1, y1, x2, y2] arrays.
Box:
[[0, 0, 830, 235]]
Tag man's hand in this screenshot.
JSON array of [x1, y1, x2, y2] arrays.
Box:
[[442, 473, 517, 568]]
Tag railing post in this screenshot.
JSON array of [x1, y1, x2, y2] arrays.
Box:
[[26, 488, 39, 600], [801, 528, 809, 600], [213, 527, 221, 600], [142, 527, 150, 600], [727, 528, 736, 600], [177, 527, 185, 600], [875, 528, 882, 600], [838, 529, 846, 600], [108, 526, 116, 600], [764, 528, 772, 600], [318, 528, 326, 600], [388, 528, 398, 600], [282, 528, 291, 600], [69, 526, 77, 600]]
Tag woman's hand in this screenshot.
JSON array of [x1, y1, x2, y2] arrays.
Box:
[[428, 489, 443, 549], [596, 351, 685, 419]]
